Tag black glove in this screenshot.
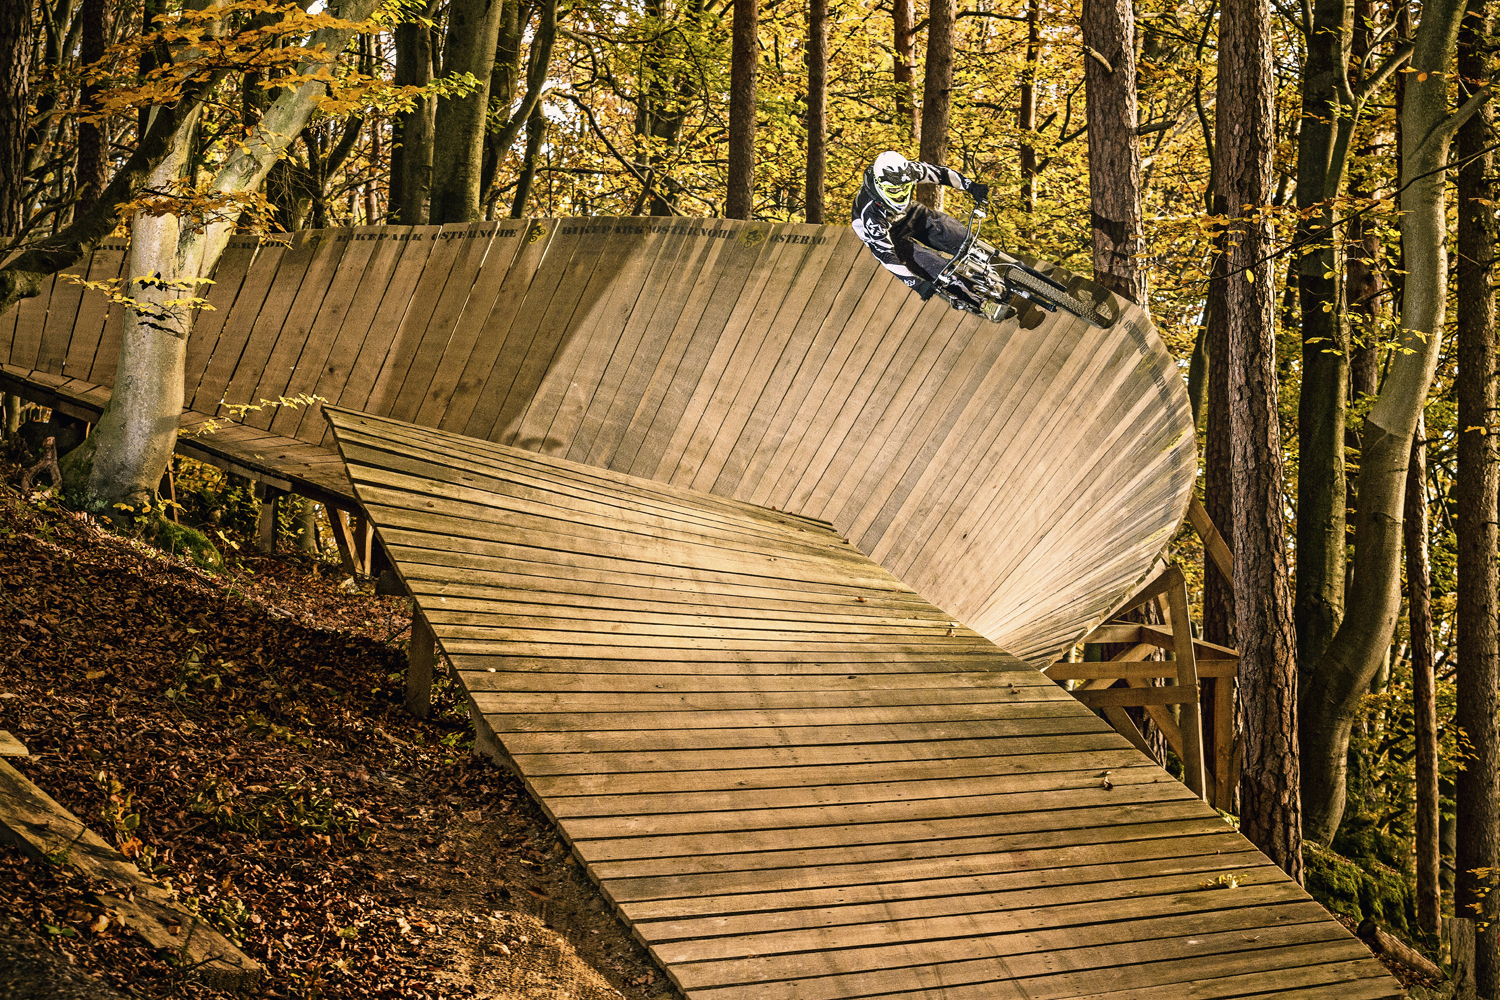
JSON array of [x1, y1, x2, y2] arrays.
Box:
[[914, 279, 936, 301], [968, 181, 990, 204]]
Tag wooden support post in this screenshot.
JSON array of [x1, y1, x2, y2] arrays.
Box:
[[330, 509, 360, 576], [1101, 706, 1154, 758], [406, 612, 435, 719], [158, 461, 178, 523], [358, 515, 375, 574], [1188, 495, 1234, 581], [1163, 565, 1207, 800], [255, 487, 282, 553], [1213, 672, 1237, 811]]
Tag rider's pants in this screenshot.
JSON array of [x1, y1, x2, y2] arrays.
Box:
[[892, 205, 984, 310]]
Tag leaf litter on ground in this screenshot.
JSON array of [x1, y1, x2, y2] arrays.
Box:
[[0, 464, 681, 1000]]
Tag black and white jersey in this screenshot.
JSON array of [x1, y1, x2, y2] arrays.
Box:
[[850, 162, 980, 290]]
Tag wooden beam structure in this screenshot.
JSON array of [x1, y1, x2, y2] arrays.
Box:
[[2, 218, 1191, 665], [323, 406, 1400, 1000]]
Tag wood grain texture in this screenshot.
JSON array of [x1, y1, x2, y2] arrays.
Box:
[[323, 406, 1399, 1000]]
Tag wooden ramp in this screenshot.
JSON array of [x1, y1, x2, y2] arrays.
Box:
[[2, 219, 1190, 666], [322, 406, 1398, 1000]]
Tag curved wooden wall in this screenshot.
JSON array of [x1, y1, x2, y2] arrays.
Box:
[[1, 218, 1195, 663]]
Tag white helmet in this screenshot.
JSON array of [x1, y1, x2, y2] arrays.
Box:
[[866, 151, 919, 213]]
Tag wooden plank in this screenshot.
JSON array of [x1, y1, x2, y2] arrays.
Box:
[[0, 731, 27, 756], [366, 223, 493, 421], [322, 226, 443, 422], [187, 239, 291, 412], [177, 236, 259, 401], [439, 220, 556, 436], [414, 225, 528, 429], [60, 246, 125, 380], [238, 229, 351, 430], [8, 272, 56, 370], [1189, 494, 1235, 583]]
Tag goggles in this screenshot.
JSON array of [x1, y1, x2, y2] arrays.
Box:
[[877, 178, 915, 206]]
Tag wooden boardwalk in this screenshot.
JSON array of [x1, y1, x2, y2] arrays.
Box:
[[2, 219, 1190, 665], [323, 406, 1399, 1000]]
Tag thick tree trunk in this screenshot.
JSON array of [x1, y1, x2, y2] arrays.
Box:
[[0, 0, 27, 239], [893, 0, 918, 144], [1456, 0, 1499, 985], [1404, 417, 1441, 940], [1203, 203, 1235, 653], [1293, 0, 1352, 677], [429, 0, 506, 223], [76, 134, 198, 509], [1218, 0, 1301, 882], [915, 0, 954, 210], [391, 17, 434, 224], [805, 0, 826, 223], [1081, 0, 1144, 304], [76, 0, 109, 216], [725, 0, 757, 219], [1298, 0, 1480, 845]]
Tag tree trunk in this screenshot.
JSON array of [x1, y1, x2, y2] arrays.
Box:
[[726, 0, 757, 219], [73, 0, 383, 506], [893, 0, 918, 144], [1082, 0, 1144, 304], [1298, 0, 1481, 845], [1405, 416, 1441, 940], [1018, 0, 1040, 229], [75, 126, 199, 509], [915, 0, 954, 210], [480, 0, 557, 210], [391, 16, 434, 224], [429, 0, 506, 224], [1456, 0, 1499, 984], [1293, 0, 1353, 678], [1203, 200, 1235, 653], [509, 98, 545, 218], [76, 0, 109, 216], [0, 0, 27, 239], [1218, 0, 1301, 882], [805, 0, 826, 224]]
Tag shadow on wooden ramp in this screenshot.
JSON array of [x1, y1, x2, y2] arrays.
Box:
[[322, 406, 1399, 1000]]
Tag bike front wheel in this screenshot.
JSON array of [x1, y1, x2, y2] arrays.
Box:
[[1005, 268, 1110, 328]]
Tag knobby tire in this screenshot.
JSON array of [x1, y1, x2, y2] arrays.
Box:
[[1005, 268, 1107, 328]]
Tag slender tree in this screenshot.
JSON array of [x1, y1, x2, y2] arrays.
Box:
[[916, 0, 955, 209], [1218, 0, 1301, 880], [726, 0, 757, 218], [1081, 0, 1144, 304], [1455, 0, 1499, 985], [76, 0, 108, 216], [1404, 417, 1441, 939], [1018, 0, 1040, 227], [806, 0, 827, 223]]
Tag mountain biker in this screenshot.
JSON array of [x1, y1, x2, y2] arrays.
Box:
[[851, 150, 991, 312]]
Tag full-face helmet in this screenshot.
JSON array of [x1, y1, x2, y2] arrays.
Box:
[[866, 151, 919, 213]]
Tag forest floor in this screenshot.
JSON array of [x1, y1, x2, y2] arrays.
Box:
[[0, 455, 685, 1000]]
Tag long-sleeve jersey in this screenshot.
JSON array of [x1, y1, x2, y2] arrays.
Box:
[[850, 161, 980, 290]]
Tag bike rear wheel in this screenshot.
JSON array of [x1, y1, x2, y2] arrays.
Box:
[[1005, 268, 1109, 328]]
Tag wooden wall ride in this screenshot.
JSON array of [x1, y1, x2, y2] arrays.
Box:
[[0, 218, 1192, 667], [322, 406, 1400, 1000]]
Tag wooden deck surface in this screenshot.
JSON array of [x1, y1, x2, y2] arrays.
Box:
[[323, 406, 1400, 1000], [1, 219, 1192, 666]]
